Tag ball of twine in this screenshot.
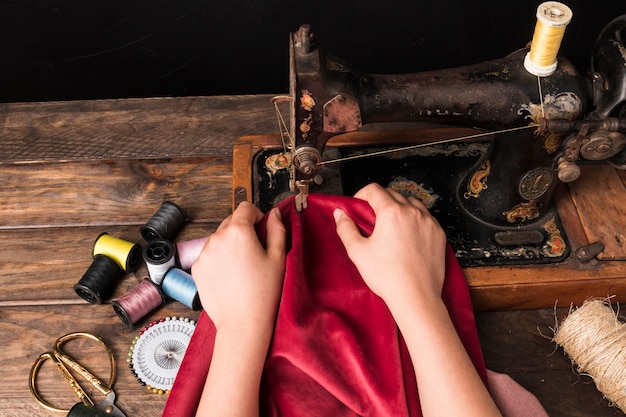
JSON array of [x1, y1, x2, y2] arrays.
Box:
[[553, 299, 626, 411]]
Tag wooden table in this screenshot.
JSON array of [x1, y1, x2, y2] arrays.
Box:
[[1, 95, 624, 416]]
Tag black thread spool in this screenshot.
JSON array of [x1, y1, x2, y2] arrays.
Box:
[[74, 254, 125, 304], [143, 239, 177, 285], [140, 202, 187, 242]]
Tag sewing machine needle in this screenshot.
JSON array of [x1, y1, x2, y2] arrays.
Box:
[[295, 181, 309, 212]]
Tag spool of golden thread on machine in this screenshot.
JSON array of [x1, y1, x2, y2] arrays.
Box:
[[524, 1, 573, 77], [553, 299, 626, 412]]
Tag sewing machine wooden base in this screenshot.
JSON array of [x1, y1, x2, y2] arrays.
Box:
[[233, 127, 626, 311]]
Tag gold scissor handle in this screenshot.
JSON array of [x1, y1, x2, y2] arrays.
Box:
[[54, 332, 115, 396], [29, 352, 94, 412], [29, 332, 116, 413]]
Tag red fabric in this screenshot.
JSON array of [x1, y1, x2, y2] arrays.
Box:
[[163, 194, 487, 417]]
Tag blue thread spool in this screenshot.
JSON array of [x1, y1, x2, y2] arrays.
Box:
[[161, 268, 202, 311]]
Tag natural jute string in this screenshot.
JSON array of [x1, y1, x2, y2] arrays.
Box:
[[553, 299, 626, 411]]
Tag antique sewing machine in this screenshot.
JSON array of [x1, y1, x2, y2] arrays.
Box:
[[234, 8, 626, 268]]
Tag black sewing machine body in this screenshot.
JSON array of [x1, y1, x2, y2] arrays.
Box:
[[251, 16, 626, 267]]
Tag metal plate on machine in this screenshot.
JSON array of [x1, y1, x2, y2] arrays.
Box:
[[252, 142, 570, 267]]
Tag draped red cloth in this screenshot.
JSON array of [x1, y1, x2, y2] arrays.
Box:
[[162, 193, 488, 417]]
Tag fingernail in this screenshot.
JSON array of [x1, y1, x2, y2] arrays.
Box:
[[333, 208, 342, 222], [273, 207, 282, 220]]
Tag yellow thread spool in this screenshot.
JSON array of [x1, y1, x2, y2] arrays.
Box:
[[93, 233, 141, 272], [524, 1, 573, 77]]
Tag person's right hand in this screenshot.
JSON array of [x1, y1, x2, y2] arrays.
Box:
[[336, 183, 503, 417], [333, 182, 447, 309]]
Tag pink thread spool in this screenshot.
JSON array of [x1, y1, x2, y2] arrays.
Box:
[[176, 236, 208, 270], [112, 279, 165, 327]]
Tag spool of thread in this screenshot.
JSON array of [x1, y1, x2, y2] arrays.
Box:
[[140, 201, 187, 242], [161, 268, 202, 311], [524, 1, 573, 77], [112, 279, 165, 327], [74, 254, 125, 304], [92, 232, 141, 272], [553, 299, 626, 412], [176, 236, 209, 270], [143, 239, 177, 285]]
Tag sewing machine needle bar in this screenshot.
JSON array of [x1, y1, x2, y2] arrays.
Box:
[[295, 181, 309, 212]]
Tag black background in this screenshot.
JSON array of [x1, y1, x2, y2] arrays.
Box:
[[0, 0, 623, 102]]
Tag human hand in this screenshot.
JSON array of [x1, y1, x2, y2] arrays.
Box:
[[334, 184, 503, 417], [191, 203, 286, 335], [334, 182, 447, 309]]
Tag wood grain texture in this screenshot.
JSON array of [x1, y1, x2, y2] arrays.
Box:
[[0, 223, 217, 304], [0, 95, 278, 163], [1, 95, 624, 417], [0, 157, 233, 229], [1, 303, 201, 416], [476, 308, 625, 417], [568, 164, 626, 260]]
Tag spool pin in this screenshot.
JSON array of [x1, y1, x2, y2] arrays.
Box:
[[524, 1, 573, 77]]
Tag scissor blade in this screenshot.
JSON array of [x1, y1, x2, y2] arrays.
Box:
[[95, 392, 126, 417]]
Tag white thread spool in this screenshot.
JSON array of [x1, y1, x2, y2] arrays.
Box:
[[143, 239, 177, 285], [524, 1, 573, 77]]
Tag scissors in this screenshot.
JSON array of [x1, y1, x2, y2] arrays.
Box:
[[29, 332, 126, 417]]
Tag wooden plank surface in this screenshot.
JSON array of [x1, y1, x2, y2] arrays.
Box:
[[2, 303, 202, 416], [569, 164, 626, 260], [476, 308, 625, 417], [0, 95, 279, 162], [0, 223, 218, 304], [1, 95, 624, 417], [0, 157, 233, 229]]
